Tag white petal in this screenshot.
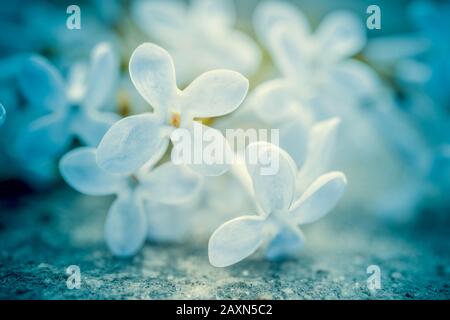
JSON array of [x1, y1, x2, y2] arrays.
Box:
[[171, 122, 233, 176], [316, 11, 366, 61], [83, 42, 119, 110], [73, 110, 120, 147], [290, 171, 347, 225], [66, 62, 88, 102], [178, 70, 248, 118], [229, 32, 262, 76], [208, 215, 266, 267], [279, 119, 309, 169], [230, 154, 254, 199], [96, 114, 168, 174], [59, 147, 125, 196], [326, 60, 381, 105], [129, 43, 178, 115], [395, 59, 432, 85], [139, 163, 202, 204], [105, 193, 147, 257], [131, 0, 187, 47], [15, 112, 71, 164], [248, 79, 300, 124], [265, 225, 304, 261], [18, 55, 67, 111], [253, 0, 310, 46], [170, 49, 198, 86], [191, 0, 236, 30], [201, 31, 262, 77], [246, 142, 297, 215], [297, 117, 340, 189], [267, 24, 310, 82], [364, 35, 430, 63]]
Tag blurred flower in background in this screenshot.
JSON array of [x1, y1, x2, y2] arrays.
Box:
[[131, 0, 261, 86]]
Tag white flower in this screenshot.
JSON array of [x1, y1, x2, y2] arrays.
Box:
[[208, 142, 347, 267], [252, 1, 371, 116], [254, 1, 366, 88], [131, 0, 261, 85], [60, 147, 202, 256], [15, 42, 120, 166], [97, 42, 249, 176]]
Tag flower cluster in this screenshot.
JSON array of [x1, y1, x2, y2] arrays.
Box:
[[0, 0, 448, 265]]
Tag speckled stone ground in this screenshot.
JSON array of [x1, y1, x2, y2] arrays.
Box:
[[0, 186, 449, 300]]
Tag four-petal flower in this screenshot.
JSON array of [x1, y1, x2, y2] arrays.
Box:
[[97, 43, 249, 176], [254, 1, 366, 89], [60, 147, 202, 256], [208, 142, 347, 267], [15, 42, 120, 166], [252, 1, 370, 115]]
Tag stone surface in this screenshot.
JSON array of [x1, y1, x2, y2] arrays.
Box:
[[0, 186, 449, 300]]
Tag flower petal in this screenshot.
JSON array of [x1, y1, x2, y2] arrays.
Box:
[[171, 122, 233, 176], [249, 79, 301, 124], [316, 11, 366, 61], [18, 55, 67, 111], [139, 162, 202, 204], [208, 215, 265, 267], [253, 0, 310, 46], [201, 31, 262, 77], [15, 112, 71, 164], [66, 62, 88, 102], [129, 43, 178, 115], [267, 24, 310, 82], [73, 110, 120, 147], [131, 0, 187, 47], [265, 225, 304, 261], [326, 60, 381, 107], [105, 193, 147, 257], [191, 0, 236, 30], [290, 171, 347, 225], [60, 147, 125, 196], [246, 142, 297, 215], [83, 42, 119, 110], [279, 119, 309, 169], [364, 35, 430, 64], [178, 70, 248, 118], [297, 117, 340, 190], [97, 114, 167, 174]]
